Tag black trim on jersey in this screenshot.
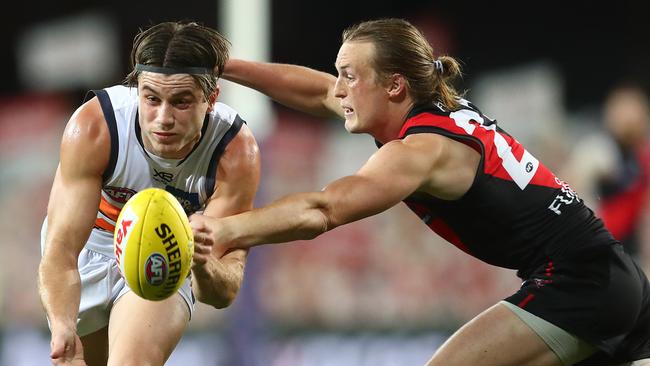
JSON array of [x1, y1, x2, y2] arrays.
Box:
[[406, 102, 447, 119], [134, 111, 210, 166], [403, 125, 485, 159], [87, 89, 119, 182], [406, 101, 498, 127], [204, 115, 245, 198]]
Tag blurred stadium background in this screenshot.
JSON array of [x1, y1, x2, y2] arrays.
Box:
[[1, 1, 649, 365]]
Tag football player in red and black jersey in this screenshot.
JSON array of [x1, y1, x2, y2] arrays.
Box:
[[191, 18, 650, 366]]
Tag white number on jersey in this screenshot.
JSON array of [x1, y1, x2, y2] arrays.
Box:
[[449, 109, 539, 190]]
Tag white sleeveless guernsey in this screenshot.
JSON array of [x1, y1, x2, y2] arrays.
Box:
[[86, 85, 244, 257]]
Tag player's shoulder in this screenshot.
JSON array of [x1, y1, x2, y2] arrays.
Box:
[[71, 98, 106, 132], [78, 84, 135, 117], [59, 96, 111, 173], [97, 85, 138, 110], [64, 95, 111, 148], [213, 107, 260, 178], [210, 101, 240, 123], [402, 99, 478, 138]]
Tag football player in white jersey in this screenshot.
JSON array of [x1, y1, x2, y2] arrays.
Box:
[[38, 21, 260, 365]]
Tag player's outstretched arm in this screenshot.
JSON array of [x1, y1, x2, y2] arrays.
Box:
[[38, 98, 109, 363], [189, 123, 261, 308], [208, 133, 452, 251], [223, 59, 344, 119]]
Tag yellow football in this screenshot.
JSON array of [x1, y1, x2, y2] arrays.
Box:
[[113, 187, 194, 301]]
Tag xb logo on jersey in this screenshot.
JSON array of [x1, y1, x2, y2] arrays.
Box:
[[153, 169, 174, 184]]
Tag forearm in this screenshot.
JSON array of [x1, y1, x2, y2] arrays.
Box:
[[220, 192, 330, 249], [223, 59, 341, 118], [38, 256, 82, 330], [192, 253, 245, 308]]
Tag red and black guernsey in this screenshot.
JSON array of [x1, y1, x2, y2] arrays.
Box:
[[395, 101, 616, 276]]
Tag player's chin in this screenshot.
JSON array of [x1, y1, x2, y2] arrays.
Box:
[[344, 118, 358, 133], [344, 120, 365, 135]]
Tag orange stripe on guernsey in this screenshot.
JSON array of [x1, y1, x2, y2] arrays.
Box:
[[94, 218, 115, 232], [99, 195, 121, 221], [94, 195, 122, 232]]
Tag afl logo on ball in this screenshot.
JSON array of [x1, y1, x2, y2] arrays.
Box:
[[145, 253, 168, 286]]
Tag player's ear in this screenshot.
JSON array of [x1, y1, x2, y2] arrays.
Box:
[[386, 73, 407, 99], [207, 85, 220, 113]]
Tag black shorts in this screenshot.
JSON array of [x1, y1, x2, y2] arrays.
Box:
[[505, 243, 650, 365]]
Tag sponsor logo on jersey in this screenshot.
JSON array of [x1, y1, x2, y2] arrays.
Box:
[[153, 169, 175, 184], [165, 186, 201, 214], [526, 162, 534, 173], [548, 177, 580, 215], [104, 186, 137, 204]]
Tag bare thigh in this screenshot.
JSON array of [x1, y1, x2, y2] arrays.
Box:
[[80, 326, 108, 366], [107, 292, 189, 366], [426, 303, 563, 366]]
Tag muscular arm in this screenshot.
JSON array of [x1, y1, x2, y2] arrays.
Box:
[[223, 59, 343, 119], [38, 99, 109, 336], [190, 123, 261, 308], [211, 133, 467, 250]]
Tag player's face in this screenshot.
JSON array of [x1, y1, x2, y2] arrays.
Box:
[[334, 41, 391, 135], [138, 72, 214, 159], [605, 89, 650, 148]]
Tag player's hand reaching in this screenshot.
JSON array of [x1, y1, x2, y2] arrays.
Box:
[[188, 213, 247, 308], [50, 326, 86, 365], [189, 213, 229, 269], [189, 213, 214, 269]]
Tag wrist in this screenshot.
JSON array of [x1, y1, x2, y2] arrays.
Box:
[[50, 320, 77, 334], [192, 261, 212, 278]]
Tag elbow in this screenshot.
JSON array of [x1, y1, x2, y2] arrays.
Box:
[[301, 207, 333, 240], [196, 285, 240, 309], [194, 266, 245, 309], [215, 283, 241, 308], [217, 291, 238, 309], [199, 291, 238, 309]]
